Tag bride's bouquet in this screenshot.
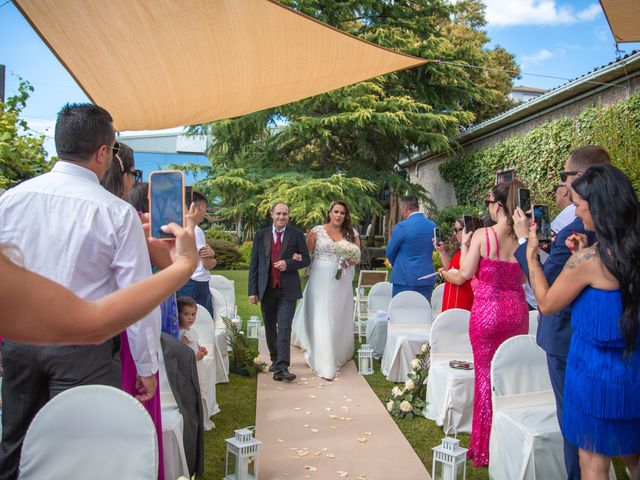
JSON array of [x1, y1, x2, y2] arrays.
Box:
[[333, 239, 361, 280]]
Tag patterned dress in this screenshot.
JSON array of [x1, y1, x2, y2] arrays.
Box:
[[467, 228, 528, 466]]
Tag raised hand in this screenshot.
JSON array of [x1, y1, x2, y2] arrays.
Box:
[[565, 232, 588, 254]]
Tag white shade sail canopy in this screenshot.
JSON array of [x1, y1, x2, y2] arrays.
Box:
[[600, 0, 640, 43], [15, 0, 427, 131]]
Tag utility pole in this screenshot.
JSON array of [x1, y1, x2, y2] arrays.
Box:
[[0, 64, 5, 103]]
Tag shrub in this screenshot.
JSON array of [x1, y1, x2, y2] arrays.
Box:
[[232, 241, 253, 269], [205, 224, 237, 243], [208, 239, 240, 269]]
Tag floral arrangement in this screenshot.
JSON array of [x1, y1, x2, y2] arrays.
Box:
[[222, 316, 266, 375], [385, 343, 430, 420], [333, 239, 361, 279]]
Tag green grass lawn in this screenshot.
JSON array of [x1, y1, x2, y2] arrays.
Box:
[[200, 270, 626, 479]]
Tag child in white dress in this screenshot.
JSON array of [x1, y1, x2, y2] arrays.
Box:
[[177, 296, 208, 360]]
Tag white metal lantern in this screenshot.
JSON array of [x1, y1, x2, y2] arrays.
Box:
[[224, 426, 261, 480], [431, 436, 467, 480], [247, 316, 260, 339], [358, 344, 374, 375]]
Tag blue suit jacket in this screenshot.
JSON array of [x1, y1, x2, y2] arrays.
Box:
[[514, 216, 595, 357], [386, 213, 436, 287]]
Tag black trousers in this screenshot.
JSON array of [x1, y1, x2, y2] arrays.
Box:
[[547, 353, 581, 480], [0, 339, 120, 480], [261, 287, 297, 371]]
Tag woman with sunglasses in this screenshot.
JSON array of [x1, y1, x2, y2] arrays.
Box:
[[434, 217, 476, 311], [101, 142, 167, 480], [528, 164, 640, 480], [448, 180, 529, 466]]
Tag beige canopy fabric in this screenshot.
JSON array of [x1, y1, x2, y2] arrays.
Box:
[[599, 0, 640, 43], [15, 0, 427, 131]]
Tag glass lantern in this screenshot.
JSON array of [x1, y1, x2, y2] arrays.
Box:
[[224, 426, 261, 480], [247, 316, 260, 339], [431, 436, 467, 480], [358, 344, 374, 375]]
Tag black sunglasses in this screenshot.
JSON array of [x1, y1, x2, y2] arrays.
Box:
[[559, 171, 581, 182], [484, 199, 498, 207], [454, 227, 464, 232], [126, 169, 143, 182], [553, 184, 566, 193]]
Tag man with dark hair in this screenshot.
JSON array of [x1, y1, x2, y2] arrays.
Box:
[[0, 103, 160, 479], [248, 202, 310, 381], [512, 144, 611, 480], [385, 194, 437, 300], [178, 190, 216, 316]]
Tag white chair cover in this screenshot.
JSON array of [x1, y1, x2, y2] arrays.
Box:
[[365, 282, 393, 358], [197, 304, 229, 385], [489, 335, 564, 480], [193, 304, 221, 427], [19, 385, 158, 480], [159, 350, 190, 480], [430, 283, 445, 317], [210, 287, 231, 323], [381, 291, 431, 382], [353, 270, 389, 341], [528, 309, 539, 336], [209, 274, 236, 313], [425, 309, 474, 433]]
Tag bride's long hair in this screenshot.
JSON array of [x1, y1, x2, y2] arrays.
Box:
[[325, 201, 355, 243]]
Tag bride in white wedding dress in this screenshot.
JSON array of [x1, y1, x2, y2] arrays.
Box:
[[291, 201, 361, 379]]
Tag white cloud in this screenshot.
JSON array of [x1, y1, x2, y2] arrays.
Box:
[[521, 47, 567, 68], [483, 0, 602, 27]]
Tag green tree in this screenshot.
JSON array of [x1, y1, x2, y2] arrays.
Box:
[[0, 79, 51, 189], [189, 0, 518, 238]]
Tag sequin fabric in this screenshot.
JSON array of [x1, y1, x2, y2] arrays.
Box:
[[468, 254, 528, 466]]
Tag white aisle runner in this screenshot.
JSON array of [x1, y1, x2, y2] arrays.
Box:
[[255, 337, 430, 480]]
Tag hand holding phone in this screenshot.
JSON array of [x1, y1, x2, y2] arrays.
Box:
[[433, 227, 442, 246], [517, 188, 531, 215], [532, 204, 552, 244], [149, 170, 185, 239]]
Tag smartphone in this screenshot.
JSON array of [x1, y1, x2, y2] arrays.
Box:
[[518, 188, 531, 214], [433, 227, 442, 245], [462, 215, 480, 234], [148, 170, 185, 239], [495, 168, 515, 185], [185, 185, 193, 206], [532, 204, 552, 244]]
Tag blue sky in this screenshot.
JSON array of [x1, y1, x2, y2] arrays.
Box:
[[1, 0, 639, 155]]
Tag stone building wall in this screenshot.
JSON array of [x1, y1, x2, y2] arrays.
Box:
[[409, 72, 640, 210]]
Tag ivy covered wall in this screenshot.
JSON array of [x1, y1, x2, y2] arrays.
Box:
[[438, 92, 640, 211]]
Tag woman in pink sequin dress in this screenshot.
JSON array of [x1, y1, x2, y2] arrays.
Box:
[[455, 181, 529, 466]]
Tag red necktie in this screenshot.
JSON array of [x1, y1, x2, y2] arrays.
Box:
[[276, 230, 282, 250]]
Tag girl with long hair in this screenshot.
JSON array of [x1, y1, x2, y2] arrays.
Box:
[[291, 201, 361, 379], [528, 164, 640, 479]]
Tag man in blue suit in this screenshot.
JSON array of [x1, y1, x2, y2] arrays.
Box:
[[513, 145, 610, 480], [386, 195, 437, 301]]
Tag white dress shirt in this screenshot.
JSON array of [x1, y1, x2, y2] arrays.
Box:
[[551, 204, 576, 234], [191, 225, 211, 282], [272, 225, 286, 243], [0, 161, 159, 376]]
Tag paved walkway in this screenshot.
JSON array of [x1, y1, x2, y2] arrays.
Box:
[[255, 338, 430, 480]]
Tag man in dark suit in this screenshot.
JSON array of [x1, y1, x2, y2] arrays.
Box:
[[513, 145, 611, 480], [248, 202, 310, 381]]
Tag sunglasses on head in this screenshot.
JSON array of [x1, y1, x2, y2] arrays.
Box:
[[559, 171, 581, 182]]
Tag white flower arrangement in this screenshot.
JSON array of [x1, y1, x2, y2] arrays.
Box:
[[385, 343, 431, 420], [333, 239, 361, 279]]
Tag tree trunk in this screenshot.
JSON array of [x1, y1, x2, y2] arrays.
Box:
[[387, 186, 399, 242], [366, 215, 377, 247], [236, 212, 243, 244]]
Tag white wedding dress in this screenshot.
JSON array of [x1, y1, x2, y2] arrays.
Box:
[[291, 225, 356, 379]]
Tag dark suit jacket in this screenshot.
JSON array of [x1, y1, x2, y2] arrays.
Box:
[[160, 333, 204, 477], [248, 225, 311, 301], [515, 216, 595, 357]]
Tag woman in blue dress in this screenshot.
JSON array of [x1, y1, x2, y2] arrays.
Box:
[[526, 164, 640, 480]]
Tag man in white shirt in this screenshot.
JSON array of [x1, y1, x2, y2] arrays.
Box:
[[0, 104, 160, 479], [178, 190, 216, 316], [550, 182, 576, 234]]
